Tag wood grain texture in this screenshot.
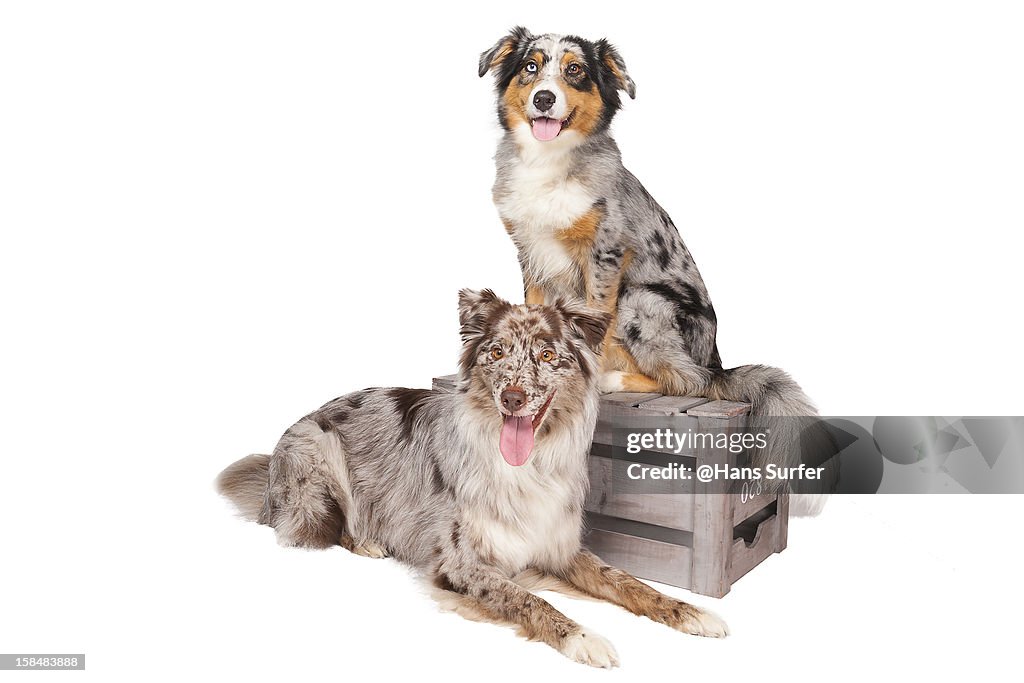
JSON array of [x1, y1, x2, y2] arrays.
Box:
[[636, 395, 710, 414], [601, 392, 664, 407], [686, 400, 752, 418], [690, 414, 741, 598]]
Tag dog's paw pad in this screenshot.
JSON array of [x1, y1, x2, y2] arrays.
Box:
[[561, 629, 620, 668], [351, 541, 389, 559]]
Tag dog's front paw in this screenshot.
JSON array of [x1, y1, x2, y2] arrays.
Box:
[[560, 628, 620, 668], [598, 371, 626, 394], [667, 603, 729, 638], [342, 535, 389, 559], [352, 540, 389, 559]]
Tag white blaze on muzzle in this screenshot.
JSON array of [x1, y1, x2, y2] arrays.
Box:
[[527, 80, 569, 141], [526, 38, 572, 141]]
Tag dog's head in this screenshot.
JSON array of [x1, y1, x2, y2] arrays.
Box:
[[457, 289, 610, 467], [479, 27, 635, 148]]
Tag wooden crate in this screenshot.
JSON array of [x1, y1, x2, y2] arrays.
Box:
[[432, 375, 787, 598]]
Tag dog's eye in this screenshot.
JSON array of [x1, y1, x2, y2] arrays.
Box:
[[539, 349, 556, 363], [525, 61, 538, 73], [566, 63, 582, 76], [490, 347, 504, 360]]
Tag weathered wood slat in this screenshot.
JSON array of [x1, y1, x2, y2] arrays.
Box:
[[775, 493, 790, 554], [686, 400, 751, 418], [637, 395, 710, 414], [690, 413, 743, 598], [601, 392, 664, 407], [585, 512, 694, 545], [597, 403, 694, 423]]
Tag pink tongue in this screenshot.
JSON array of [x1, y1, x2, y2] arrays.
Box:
[[499, 415, 535, 466], [531, 117, 561, 141]]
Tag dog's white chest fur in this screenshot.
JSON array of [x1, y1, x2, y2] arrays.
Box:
[[496, 128, 595, 284], [461, 439, 586, 573], [465, 470, 581, 574]]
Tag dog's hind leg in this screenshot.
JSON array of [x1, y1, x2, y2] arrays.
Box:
[[556, 550, 728, 638], [264, 420, 348, 549], [431, 563, 619, 668], [274, 417, 393, 556], [600, 339, 711, 395]]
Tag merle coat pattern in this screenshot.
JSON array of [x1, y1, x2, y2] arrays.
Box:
[[217, 291, 728, 668]]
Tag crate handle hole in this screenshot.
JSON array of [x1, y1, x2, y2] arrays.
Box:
[[733, 500, 778, 547]]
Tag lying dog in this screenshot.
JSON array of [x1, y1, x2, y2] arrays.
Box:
[[217, 290, 726, 668], [479, 28, 831, 514]]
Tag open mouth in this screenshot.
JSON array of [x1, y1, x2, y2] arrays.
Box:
[[498, 392, 555, 467], [530, 109, 575, 142]]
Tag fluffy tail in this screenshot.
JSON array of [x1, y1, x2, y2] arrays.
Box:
[[215, 454, 270, 521], [708, 365, 837, 517], [708, 364, 816, 417]]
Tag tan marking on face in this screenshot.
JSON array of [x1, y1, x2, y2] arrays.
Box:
[[502, 76, 530, 129], [560, 52, 580, 71], [560, 52, 604, 137], [501, 51, 548, 129]]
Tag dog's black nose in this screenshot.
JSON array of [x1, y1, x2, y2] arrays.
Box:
[[501, 388, 527, 413], [533, 90, 556, 112]]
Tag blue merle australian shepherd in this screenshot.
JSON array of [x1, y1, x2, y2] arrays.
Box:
[[479, 27, 830, 515]]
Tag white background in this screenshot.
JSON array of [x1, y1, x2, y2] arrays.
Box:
[[1, 1, 1021, 681]]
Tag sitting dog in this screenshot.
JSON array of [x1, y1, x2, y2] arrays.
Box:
[[216, 290, 727, 668], [478, 28, 832, 514]]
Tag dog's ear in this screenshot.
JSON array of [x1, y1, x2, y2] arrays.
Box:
[[458, 288, 509, 342], [555, 298, 612, 352], [595, 39, 636, 99], [479, 26, 533, 78], [458, 289, 511, 379]]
